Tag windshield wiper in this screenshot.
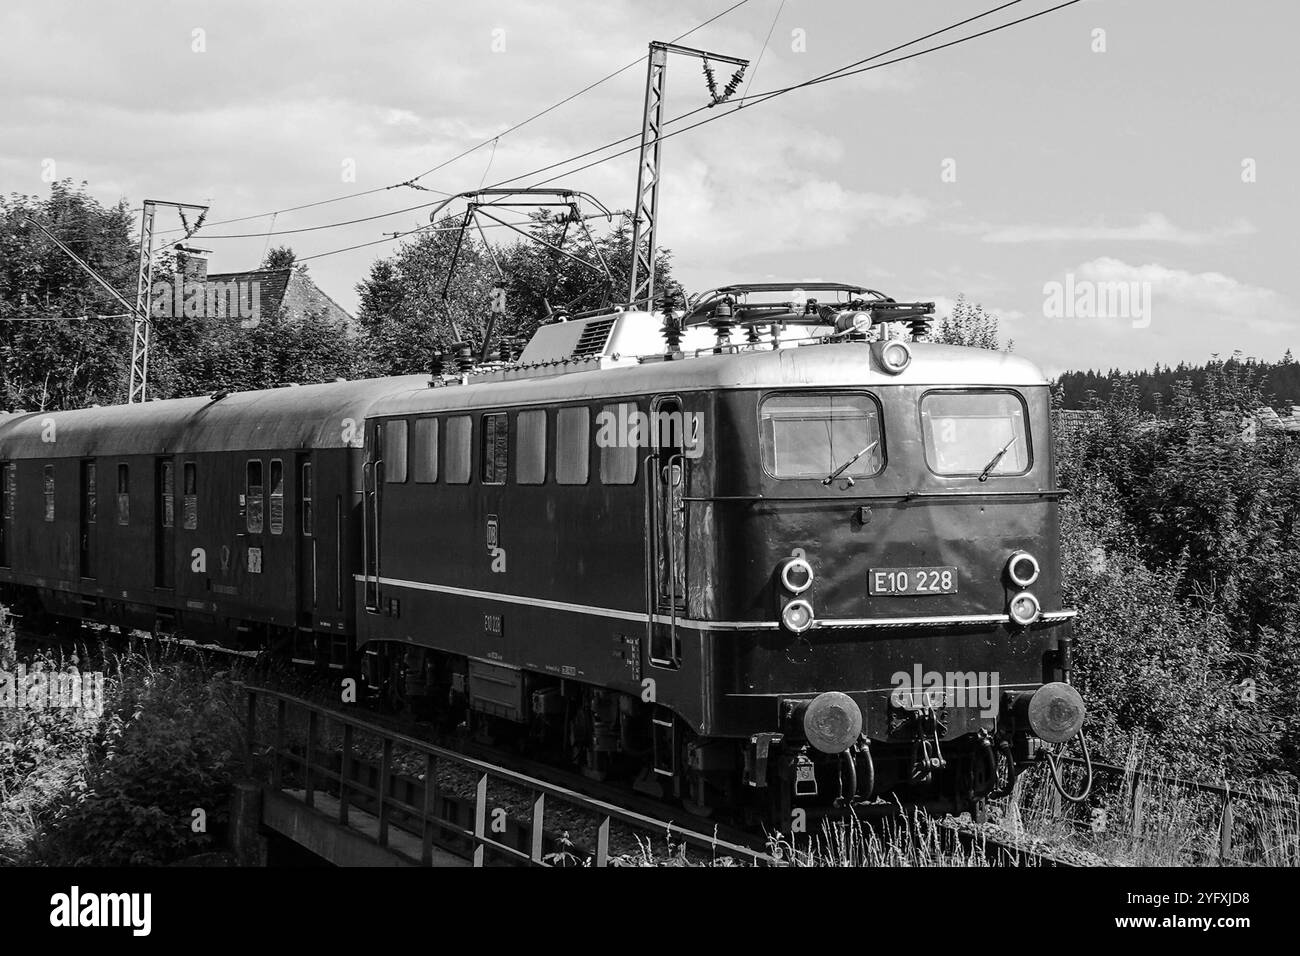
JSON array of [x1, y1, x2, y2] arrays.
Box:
[[977, 436, 1017, 482], [822, 440, 879, 485]]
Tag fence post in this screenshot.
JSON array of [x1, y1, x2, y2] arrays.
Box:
[[272, 697, 287, 789], [530, 791, 546, 864], [305, 710, 318, 808], [1218, 787, 1233, 861], [1130, 773, 1145, 838], [422, 753, 437, 866], [377, 737, 393, 847], [245, 689, 257, 766], [473, 773, 488, 867], [338, 723, 352, 825], [596, 817, 610, 868]]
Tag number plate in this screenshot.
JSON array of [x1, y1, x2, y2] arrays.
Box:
[[869, 567, 958, 596]]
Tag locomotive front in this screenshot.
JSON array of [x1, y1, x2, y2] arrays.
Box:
[[695, 331, 1084, 823]]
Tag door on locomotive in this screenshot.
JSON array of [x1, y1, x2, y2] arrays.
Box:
[[79, 459, 96, 580], [646, 395, 687, 670]]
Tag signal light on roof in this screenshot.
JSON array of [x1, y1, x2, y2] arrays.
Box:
[[878, 339, 912, 374]]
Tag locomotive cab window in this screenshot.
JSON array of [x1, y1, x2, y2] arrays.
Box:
[[921, 390, 1030, 477], [759, 392, 883, 480], [384, 420, 408, 483]]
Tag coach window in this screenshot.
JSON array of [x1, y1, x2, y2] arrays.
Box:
[[412, 418, 438, 483], [42, 465, 54, 522], [759, 393, 884, 480], [921, 390, 1030, 478], [116, 464, 130, 525], [517, 409, 547, 484], [599, 402, 639, 485], [183, 463, 198, 530], [556, 406, 591, 485], [446, 416, 472, 484], [160, 460, 175, 529], [482, 413, 509, 485], [301, 462, 314, 536], [246, 460, 264, 534], [269, 459, 285, 534], [3, 463, 16, 519], [384, 420, 408, 483]]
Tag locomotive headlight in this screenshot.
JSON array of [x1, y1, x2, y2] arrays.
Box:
[[780, 556, 814, 594], [879, 339, 912, 374], [1007, 551, 1040, 587], [781, 599, 815, 634], [1008, 591, 1041, 626]]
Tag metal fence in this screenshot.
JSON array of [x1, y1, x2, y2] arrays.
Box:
[[242, 685, 773, 867]]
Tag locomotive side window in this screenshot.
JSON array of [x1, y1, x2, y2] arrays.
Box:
[[269, 459, 284, 534], [921, 391, 1029, 477], [759, 393, 883, 480], [599, 402, 639, 485], [384, 420, 408, 483], [482, 413, 509, 485], [517, 410, 547, 484], [556, 406, 590, 485], [183, 463, 197, 530], [84, 463, 96, 523], [246, 460, 264, 534], [43, 465, 54, 522], [446, 416, 472, 484], [412, 418, 438, 483], [116, 464, 130, 525]]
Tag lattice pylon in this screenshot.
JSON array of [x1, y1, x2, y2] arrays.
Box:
[[128, 201, 157, 404], [628, 43, 668, 311]]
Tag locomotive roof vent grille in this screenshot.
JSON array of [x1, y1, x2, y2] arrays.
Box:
[[571, 316, 618, 357]]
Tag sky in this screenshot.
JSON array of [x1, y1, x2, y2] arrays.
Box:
[[1, 0, 1295, 376]]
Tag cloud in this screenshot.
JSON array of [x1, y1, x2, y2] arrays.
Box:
[[962, 213, 1255, 245]]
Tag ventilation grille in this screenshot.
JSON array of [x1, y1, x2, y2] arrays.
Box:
[[571, 317, 617, 357]]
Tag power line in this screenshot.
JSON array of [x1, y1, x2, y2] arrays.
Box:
[[296, 0, 1081, 264], [401, 0, 752, 186], [157, 0, 752, 239], [501, 0, 1042, 190]]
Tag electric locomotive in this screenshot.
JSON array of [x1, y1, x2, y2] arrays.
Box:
[[0, 281, 1084, 825]]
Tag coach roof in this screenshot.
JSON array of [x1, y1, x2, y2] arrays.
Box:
[[0, 375, 427, 459], [365, 341, 1050, 418]]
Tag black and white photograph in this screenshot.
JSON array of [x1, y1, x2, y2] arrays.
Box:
[[0, 0, 1288, 937]]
